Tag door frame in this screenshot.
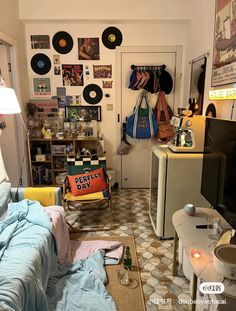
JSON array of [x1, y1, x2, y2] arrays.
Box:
[[0, 30, 25, 185], [115, 45, 183, 189], [0, 30, 21, 100]]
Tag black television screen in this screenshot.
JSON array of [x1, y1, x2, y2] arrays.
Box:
[[201, 117, 236, 229]]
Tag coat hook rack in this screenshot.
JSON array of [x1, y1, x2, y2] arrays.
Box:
[[131, 64, 166, 70]]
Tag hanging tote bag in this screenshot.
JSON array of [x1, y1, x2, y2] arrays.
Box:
[[117, 122, 131, 155], [156, 91, 174, 142], [126, 92, 158, 139]]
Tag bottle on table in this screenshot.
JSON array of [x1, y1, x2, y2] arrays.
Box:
[[124, 246, 132, 270]]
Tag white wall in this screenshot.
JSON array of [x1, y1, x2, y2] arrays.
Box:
[[24, 21, 189, 170], [17, 0, 236, 182], [19, 0, 192, 21], [184, 0, 236, 120]]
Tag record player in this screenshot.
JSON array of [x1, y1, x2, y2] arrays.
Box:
[[168, 115, 206, 152]]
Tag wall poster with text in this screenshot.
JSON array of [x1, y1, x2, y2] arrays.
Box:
[[212, 0, 236, 86]]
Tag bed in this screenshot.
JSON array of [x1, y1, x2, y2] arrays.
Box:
[[0, 148, 122, 311], [0, 198, 123, 311]]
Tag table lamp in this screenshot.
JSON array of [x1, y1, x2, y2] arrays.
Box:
[[0, 76, 27, 132], [0, 87, 21, 114]]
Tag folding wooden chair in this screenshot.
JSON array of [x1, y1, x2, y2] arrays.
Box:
[[63, 161, 113, 232]]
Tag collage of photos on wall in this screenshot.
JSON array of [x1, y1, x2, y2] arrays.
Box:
[[28, 27, 123, 138], [29, 28, 123, 103]]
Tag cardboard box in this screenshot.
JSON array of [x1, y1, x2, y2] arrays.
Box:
[[35, 154, 46, 161]]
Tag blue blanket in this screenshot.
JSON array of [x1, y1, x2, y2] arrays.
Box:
[[47, 251, 116, 311], [0, 200, 117, 311]]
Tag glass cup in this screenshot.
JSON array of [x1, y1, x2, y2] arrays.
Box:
[[207, 216, 221, 240], [116, 269, 139, 289], [116, 269, 130, 286]]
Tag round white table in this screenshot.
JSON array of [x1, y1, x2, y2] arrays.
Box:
[[172, 207, 235, 311]]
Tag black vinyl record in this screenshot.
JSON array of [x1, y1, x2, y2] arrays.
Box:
[[83, 84, 103, 105], [102, 27, 123, 49], [30, 53, 51, 75], [52, 31, 73, 54]]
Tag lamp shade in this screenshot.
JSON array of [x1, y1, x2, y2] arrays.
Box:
[[0, 87, 21, 114]]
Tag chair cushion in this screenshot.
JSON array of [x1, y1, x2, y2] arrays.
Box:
[[65, 191, 105, 201], [68, 167, 108, 196]]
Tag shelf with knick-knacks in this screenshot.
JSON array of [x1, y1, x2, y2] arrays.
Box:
[[26, 99, 102, 186], [28, 136, 103, 187]]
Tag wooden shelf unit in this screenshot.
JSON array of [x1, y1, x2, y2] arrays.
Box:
[[28, 137, 99, 186]]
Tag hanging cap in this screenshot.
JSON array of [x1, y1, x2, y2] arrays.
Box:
[[128, 70, 137, 89], [144, 71, 155, 93], [159, 69, 173, 95]]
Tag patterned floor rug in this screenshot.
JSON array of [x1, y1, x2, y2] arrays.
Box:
[[68, 189, 191, 311]]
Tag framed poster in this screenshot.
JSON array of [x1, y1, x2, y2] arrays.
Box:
[[30, 35, 50, 49], [65, 106, 101, 122], [32, 77, 51, 97], [62, 64, 84, 86], [78, 38, 100, 60], [212, 0, 236, 86], [93, 65, 112, 78]]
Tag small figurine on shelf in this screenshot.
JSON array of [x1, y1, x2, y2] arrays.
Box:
[[66, 143, 74, 154], [81, 148, 91, 156], [41, 127, 53, 139], [41, 120, 53, 139]]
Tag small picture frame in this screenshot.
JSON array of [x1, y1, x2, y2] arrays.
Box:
[[65, 105, 101, 122], [51, 145, 66, 154], [93, 65, 112, 78], [32, 77, 51, 97], [31, 35, 50, 49]]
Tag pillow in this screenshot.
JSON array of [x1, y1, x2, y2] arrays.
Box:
[[0, 181, 11, 217], [68, 167, 108, 196]]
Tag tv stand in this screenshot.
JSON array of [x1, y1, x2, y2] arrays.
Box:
[[172, 207, 235, 311]]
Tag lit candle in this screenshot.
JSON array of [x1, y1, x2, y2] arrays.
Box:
[[191, 249, 201, 259]]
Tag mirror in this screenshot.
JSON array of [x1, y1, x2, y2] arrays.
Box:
[[189, 56, 207, 115]]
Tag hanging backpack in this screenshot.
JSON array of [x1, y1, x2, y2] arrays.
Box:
[[155, 91, 174, 142], [126, 92, 158, 139]]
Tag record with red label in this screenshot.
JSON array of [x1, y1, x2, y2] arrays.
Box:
[[83, 84, 103, 105], [52, 31, 73, 54], [102, 27, 123, 49], [30, 53, 51, 75]]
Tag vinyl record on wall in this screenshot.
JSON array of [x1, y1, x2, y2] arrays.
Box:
[[30, 53, 51, 75], [83, 84, 103, 105], [52, 31, 74, 54], [102, 26, 123, 49]]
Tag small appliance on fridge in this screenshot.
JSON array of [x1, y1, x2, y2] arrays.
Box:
[[149, 115, 210, 239]]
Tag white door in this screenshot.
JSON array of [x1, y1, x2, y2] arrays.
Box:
[[117, 46, 182, 188], [0, 42, 21, 186]]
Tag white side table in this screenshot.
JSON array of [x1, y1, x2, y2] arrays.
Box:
[[172, 207, 235, 311]]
